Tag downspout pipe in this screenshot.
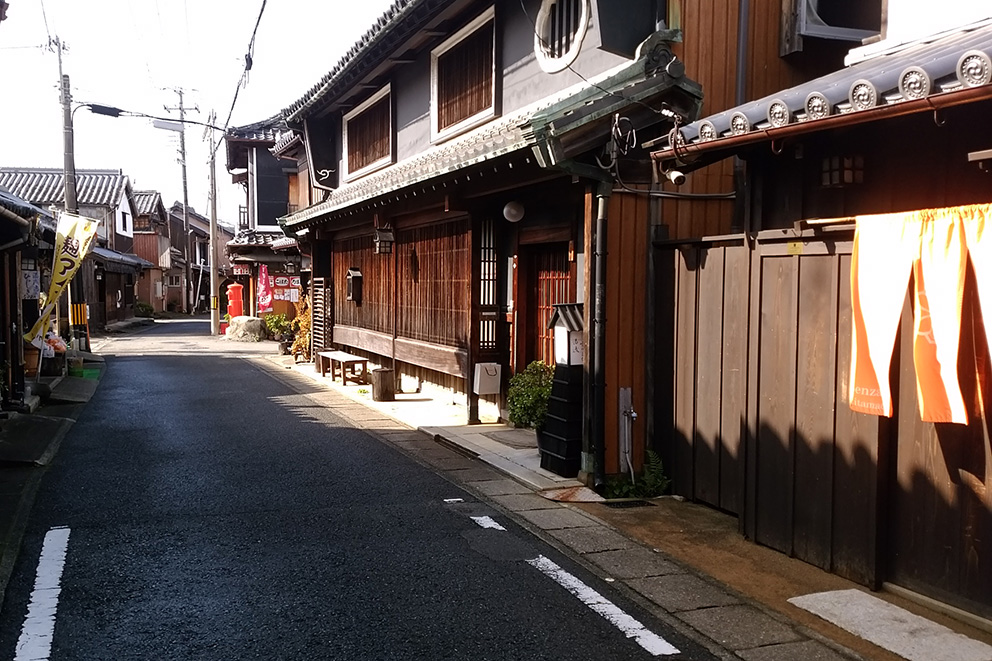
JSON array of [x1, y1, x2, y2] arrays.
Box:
[[592, 180, 612, 489], [732, 0, 750, 233]]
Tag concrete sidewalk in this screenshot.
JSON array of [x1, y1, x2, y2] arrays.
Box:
[[3, 325, 991, 660]]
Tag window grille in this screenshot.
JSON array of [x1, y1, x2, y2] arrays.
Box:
[[436, 21, 493, 133], [347, 94, 391, 173], [431, 9, 496, 141], [535, 0, 589, 73], [479, 217, 497, 350]]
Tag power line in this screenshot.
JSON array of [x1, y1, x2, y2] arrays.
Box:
[[39, 0, 52, 41], [215, 0, 268, 156]]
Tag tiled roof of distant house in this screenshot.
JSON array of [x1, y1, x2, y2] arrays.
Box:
[[0, 167, 129, 207]]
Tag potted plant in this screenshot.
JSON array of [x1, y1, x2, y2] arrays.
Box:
[[506, 361, 553, 430]]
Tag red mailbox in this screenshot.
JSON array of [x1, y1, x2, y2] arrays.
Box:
[[227, 283, 244, 318]]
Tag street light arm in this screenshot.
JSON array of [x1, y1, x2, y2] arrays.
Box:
[[80, 103, 227, 132]]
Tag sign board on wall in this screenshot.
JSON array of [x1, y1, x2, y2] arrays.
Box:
[[233, 264, 251, 276]]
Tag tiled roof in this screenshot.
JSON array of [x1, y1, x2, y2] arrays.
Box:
[[133, 190, 164, 217], [0, 187, 51, 221], [271, 131, 301, 157], [0, 167, 129, 208], [283, 0, 432, 122], [228, 228, 286, 248], [650, 19, 992, 159], [227, 114, 287, 142]]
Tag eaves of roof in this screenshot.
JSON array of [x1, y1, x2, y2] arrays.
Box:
[[282, 40, 700, 234], [271, 132, 302, 159], [0, 187, 52, 221], [650, 20, 992, 166], [283, 0, 440, 123], [227, 114, 286, 141]]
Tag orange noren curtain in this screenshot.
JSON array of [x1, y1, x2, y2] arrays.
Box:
[[849, 204, 990, 424]]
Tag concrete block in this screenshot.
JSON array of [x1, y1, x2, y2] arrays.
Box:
[[546, 526, 636, 554], [517, 508, 597, 530], [737, 639, 855, 661], [677, 605, 803, 650], [627, 573, 741, 612], [584, 547, 682, 578]]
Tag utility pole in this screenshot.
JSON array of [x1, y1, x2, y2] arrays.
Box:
[[206, 111, 221, 336], [55, 39, 88, 351], [165, 89, 196, 314]]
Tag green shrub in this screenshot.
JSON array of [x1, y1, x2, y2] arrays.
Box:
[[507, 361, 554, 430], [602, 450, 671, 499], [264, 313, 290, 337], [134, 301, 154, 318]]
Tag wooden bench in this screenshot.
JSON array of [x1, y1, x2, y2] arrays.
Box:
[[316, 350, 368, 385]]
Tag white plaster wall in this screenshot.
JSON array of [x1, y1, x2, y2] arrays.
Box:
[[847, 0, 992, 64]]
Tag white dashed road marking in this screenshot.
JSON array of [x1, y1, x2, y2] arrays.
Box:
[[470, 515, 506, 531], [527, 555, 680, 657], [15, 527, 71, 661], [468, 514, 679, 656]]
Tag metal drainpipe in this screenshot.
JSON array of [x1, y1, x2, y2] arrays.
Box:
[[592, 181, 611, 489], [733, 0, 751, 233]]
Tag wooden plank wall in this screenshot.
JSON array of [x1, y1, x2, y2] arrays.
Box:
[[889, 266, 992, 616], [604, 193, 648, 474], [332, 236, 393, 334], [661, 0, 828, 241], [745, 240, 884, 586], [664, 241, 748, 514]]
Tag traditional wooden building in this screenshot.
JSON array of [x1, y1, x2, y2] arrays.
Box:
[[0, 167, 147, 331], [166, 202, 234, 314], [0, 187, 54, 408], [650, 4, 992, 620], [277, 0, 702, 481], [133, 190, 172, 313], [224, 117, 305, 320]]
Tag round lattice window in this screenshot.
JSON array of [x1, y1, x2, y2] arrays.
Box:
[[534, 0, 590, 73]]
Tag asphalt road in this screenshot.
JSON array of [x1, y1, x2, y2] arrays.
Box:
[[0, 320, 717, 660]]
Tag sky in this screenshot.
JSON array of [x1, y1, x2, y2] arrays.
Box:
[[0, 0, 398, 227]]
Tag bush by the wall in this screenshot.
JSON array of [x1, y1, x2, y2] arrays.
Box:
[[507, 360, 554, 430]]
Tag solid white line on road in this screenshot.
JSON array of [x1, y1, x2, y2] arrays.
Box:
[[789, 589, 992, 661], [15, 527, 71, 661], [443, 498, 464, 503], [470, 515, 506, 531], [527, 555, 680, 657]]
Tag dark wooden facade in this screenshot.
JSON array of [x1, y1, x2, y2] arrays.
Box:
[[651, 34, 992, 618], [282, 0, 704, 451]]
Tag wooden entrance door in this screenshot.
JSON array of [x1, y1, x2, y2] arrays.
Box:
[[520, 243, 571, 366]]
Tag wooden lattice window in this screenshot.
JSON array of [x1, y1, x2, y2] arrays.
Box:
[[396, 219, 471, 347], [535, 0, 589, 73], [479, 217, 497, 350], [535, 246, 570, 364], [431, 8, 496, 141], [344, 85, 392, 179]]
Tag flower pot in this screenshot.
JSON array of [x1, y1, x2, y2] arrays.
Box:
[[24, 346, 40, 377]]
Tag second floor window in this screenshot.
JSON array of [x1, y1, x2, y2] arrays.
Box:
[[431, 7, 496, 142], [343, 85, 392, 180]]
